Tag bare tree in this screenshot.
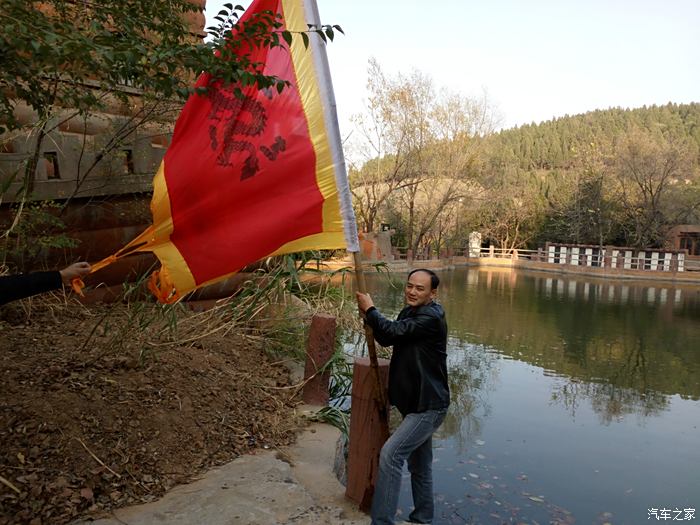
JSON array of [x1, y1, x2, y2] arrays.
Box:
[[348, 59, 416, 233], [411, 90, 497, 254], [614, 128, 695, 247], [348, 61, 499, 255]]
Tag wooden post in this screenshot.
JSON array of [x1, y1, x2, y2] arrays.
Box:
[[350, 251, 390, 512], [352, 252, 388, 411], [346, 357, 390, 512], [603, 247, 612, 268], [302, 313, 337, 406]]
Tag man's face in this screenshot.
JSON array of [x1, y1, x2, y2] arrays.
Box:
[[405, 271, 436, 307]]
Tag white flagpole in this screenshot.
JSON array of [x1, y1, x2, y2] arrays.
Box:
[[303, 0, 389, 426]]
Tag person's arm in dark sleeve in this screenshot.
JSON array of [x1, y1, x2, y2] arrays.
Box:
[[0, 271, 62, 305], [365, 306, 440, 346]]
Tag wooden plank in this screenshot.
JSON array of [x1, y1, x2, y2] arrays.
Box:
[[302, 314, 337, 406], [346, 356, 390, 512]]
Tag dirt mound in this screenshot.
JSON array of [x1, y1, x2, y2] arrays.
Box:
[[0, 299, 302, 525]]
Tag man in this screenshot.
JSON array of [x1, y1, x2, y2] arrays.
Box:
[[356, 268, 450, 525], [0, 262, 91, 305]]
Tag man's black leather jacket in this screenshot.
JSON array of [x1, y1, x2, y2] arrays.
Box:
[[365, 301, 450, 416]]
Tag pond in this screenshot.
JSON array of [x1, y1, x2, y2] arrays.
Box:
[[347, 267, 700, 525]]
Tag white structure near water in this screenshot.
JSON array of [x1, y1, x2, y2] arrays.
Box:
[[546, 243, 685, 272]]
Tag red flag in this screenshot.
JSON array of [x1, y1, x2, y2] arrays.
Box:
[[89, 0, 358, 302]]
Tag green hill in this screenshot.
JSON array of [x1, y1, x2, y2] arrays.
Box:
[[488, 102, 700, 171]]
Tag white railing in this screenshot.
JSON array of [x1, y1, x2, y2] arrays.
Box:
[[542, 244, 686, 272], [391, 245, 693, 273]]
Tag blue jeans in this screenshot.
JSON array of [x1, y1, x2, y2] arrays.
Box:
[[371, 408, 447, 525]]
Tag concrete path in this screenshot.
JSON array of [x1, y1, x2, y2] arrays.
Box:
[[80, 422, 368, 525]]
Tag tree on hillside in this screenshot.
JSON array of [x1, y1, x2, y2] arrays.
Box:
[[477, 103, 700, 250], [542, 142, 621, 246], [487, 103, 700, 176], [469, 168, 545, 251], [614, 128, 696, 247]]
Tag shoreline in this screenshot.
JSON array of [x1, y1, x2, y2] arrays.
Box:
[[73, 354, 366, 525], [79, 415, 367, 525], [317, 256, 700, 287]]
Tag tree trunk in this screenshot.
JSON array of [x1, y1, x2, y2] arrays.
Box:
[[4, 121, 49, 238], [407, 200, 415, 253]]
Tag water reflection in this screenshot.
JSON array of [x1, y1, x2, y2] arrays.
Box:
[[549, 377, 669, 424], [352, 267, 700, 418], [537, 274, 695, 308], [441, 269, 700, 404], [437, 339, 498, 452]]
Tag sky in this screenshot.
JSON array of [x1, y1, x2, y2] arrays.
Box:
[[204, 0, 700, 136]]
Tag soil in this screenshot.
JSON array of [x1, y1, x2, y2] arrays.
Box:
[[0, 297, 303, 525]]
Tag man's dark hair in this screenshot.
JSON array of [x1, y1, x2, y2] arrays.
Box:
[[408, 268, 440, 290]]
